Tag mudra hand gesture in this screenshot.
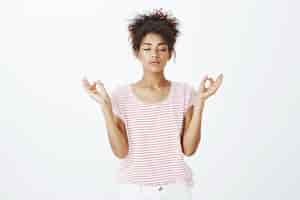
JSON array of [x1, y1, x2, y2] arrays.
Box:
[[81, 76, 112, 110], [193, 73, 224, 107]]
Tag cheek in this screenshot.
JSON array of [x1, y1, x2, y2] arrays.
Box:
[[162, 55, 170, 62], [140, 55, 149, 62], [136, 53, 147, 62]]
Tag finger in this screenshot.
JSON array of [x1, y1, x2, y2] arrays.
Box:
[[207, 77, 217, 91], [96, 80, 105, 92], [207, 78, 215, 87], [217, 74, 223, 83], [82, 81, 96, 94], [81, 78, 91, 89], [199, 74, 209, 91], [86, 82, 97, 93], [215, 74, 224, 88], [209, 75, 223, 94], [96, 80, 109, 99]]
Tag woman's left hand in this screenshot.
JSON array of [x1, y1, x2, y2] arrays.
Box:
[[194, 73, 224, 106]]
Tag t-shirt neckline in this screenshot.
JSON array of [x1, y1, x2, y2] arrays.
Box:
[[128, 81, 174, 106]]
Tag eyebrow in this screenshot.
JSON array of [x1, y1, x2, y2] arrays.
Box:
[[142, 42, 167, 46]]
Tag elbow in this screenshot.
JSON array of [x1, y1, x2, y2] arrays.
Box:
[[183, 150, 195, 157], [114, 147, 128, 159], [183, 145, 198, 157], [183, 144, 200, 157], [116, 152, 128, 159], [182, 146, 195, 156]]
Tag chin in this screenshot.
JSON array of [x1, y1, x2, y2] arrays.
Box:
[[145, 64, 165, 72], [149, 67, 164, 73]]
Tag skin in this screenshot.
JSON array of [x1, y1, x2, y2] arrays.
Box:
[[81, 78, 128, 158], [131, 32, 173, 102], [182, 73, 223, 156], [81, 32, 224, 158], [131, 32, 224, 156]]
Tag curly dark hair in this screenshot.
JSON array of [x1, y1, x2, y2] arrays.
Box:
[[127, 8, 180, 60]]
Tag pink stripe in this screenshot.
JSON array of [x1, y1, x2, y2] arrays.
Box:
[[111, 81, 195, 187]]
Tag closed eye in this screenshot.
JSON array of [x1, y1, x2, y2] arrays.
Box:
[[143, 49, 167, 51]]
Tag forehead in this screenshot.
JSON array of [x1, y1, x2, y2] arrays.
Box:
[[141, 33, 167, 46]]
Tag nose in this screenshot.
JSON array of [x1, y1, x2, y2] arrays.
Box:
[[151, 49, 159, 58]]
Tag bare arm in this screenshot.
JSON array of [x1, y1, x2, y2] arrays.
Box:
[[82, 77, 128, 159], [101, 106, 128, 159], [181, 73, 223, 156], [181, 102, 204, 156]]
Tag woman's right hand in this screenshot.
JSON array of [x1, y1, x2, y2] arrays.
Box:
[[81, 76, 112, 110]]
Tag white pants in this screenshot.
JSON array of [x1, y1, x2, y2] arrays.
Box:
[[117, 181, 193, 200]]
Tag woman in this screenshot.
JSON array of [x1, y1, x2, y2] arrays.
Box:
[[82, 8, 223, 200]]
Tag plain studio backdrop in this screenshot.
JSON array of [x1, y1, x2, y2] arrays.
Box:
[[1, 0, 299, 199]]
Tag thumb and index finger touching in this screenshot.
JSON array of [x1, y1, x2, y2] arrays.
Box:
[[81, 76, 111, 98]]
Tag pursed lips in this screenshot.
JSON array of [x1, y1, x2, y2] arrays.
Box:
[[150, 61, 160, 64]]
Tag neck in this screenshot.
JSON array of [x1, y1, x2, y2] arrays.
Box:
[[139, 71, 169, 90]]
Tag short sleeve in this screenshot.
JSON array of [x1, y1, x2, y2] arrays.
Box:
[[184, 83, 197, 114], [110, 87, 124, 121]]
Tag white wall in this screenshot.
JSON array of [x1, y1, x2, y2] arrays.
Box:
[[1, 0, 299, 199]]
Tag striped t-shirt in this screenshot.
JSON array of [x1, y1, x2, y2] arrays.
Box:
[[110, 81, 197, 187]]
